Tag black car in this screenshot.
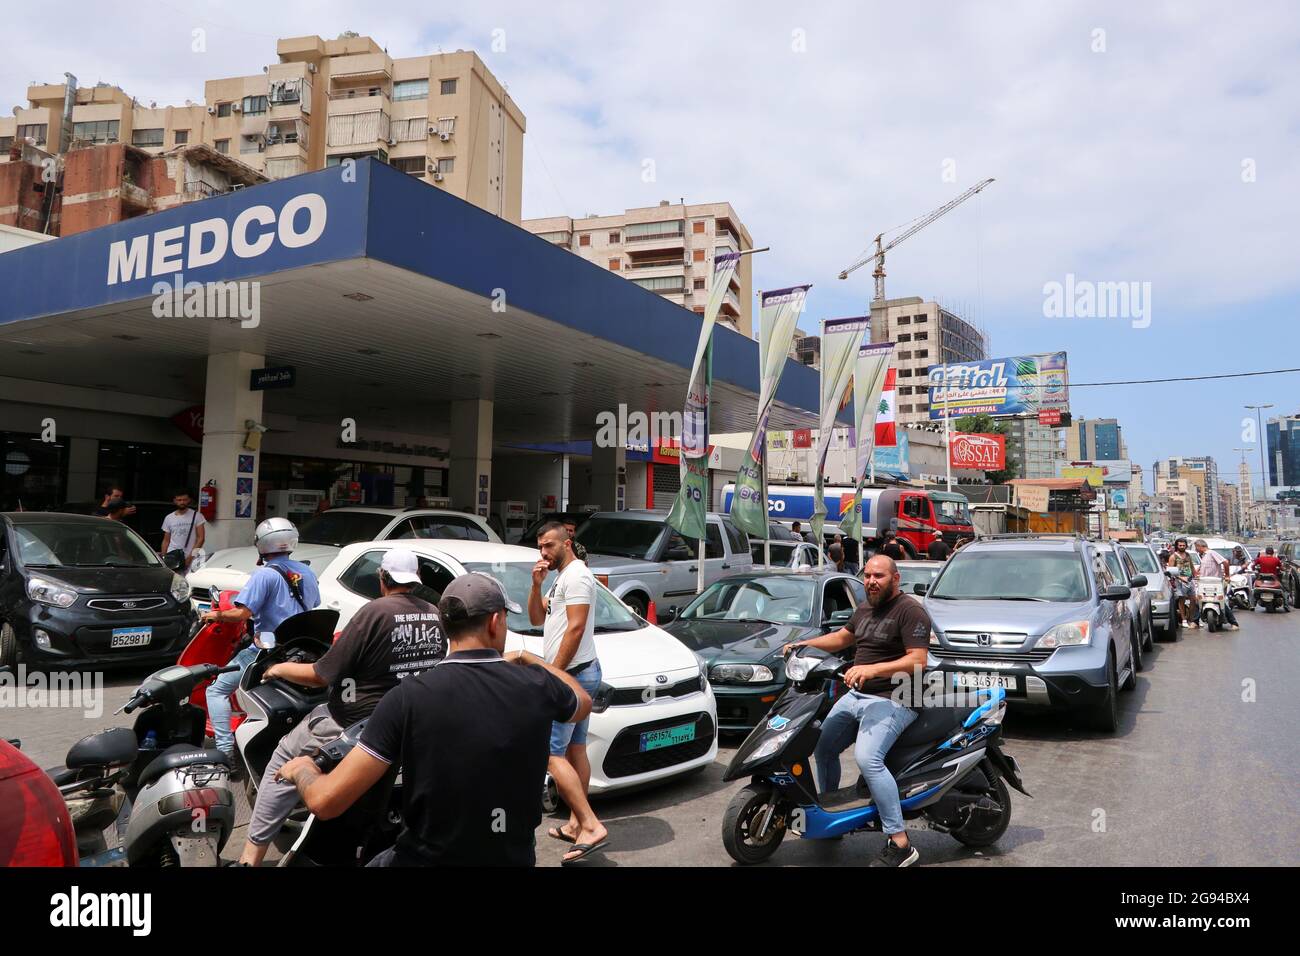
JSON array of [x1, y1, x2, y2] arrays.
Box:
[[663, 570, 866, 732], [0, 512, 197, 670], [56, 500, 176, 552]]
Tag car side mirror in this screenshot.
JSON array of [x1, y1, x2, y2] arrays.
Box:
[[912, 582, 929, 595], [666, 545, 693, 561], [1129, 575, 1148, 588], [161, 551, 185, 573], [658, 606, 679, 623], [1102, 585, 1131, 601]]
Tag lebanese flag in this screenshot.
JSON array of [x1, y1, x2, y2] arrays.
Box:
[[874, 367, 897, 448]]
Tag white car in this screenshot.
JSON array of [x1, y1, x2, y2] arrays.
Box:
[[187, 507, 499, 613], [315, 539, 719, 797]]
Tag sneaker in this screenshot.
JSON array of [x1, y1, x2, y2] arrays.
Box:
[[1180, 621, 1191, 628], [870, 837, 920, 868], [1225, 624, 1240, 631]]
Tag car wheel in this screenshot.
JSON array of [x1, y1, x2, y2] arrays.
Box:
[[1088, 651, 1119, 733], [623, 593, 649, 619], [722, 784, 789, 865], [1123, 627, 1140, 687], [541, 773, 565, 815], [0, 622, 16, 670], [1142, 614, 1154, 653], [951, 769, 1012, 848]]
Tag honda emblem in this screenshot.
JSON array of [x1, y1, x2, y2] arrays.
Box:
[[976, 633, 992, 647]]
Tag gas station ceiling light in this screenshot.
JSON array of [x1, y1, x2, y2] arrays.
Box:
[[342, 292, 374, 301]]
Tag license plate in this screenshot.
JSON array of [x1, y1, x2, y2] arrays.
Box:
[[952, 671, 1017, 691], [110, 627, 153, 649], [195, 603, 211, 615], [639, 722, 696, 752]]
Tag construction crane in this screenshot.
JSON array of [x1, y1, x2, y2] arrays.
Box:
[[838, 178, 995, 301]]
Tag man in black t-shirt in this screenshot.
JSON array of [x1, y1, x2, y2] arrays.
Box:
[[926, 537, 952, 561], [277, 571, 592, 866], [783, 554, 931, 868], [234, 548, 443, 867], [879, 531, 906, 561]]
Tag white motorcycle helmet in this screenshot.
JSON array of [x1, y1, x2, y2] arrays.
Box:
[[253, 516, 299, 556]]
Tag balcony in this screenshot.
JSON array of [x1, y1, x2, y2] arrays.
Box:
[[325, 110, 391, 152], [183, 179, 226, 201], [625, 228, 685, 249]]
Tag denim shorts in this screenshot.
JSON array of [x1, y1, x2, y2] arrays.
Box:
[[550, 659, 602, 756]]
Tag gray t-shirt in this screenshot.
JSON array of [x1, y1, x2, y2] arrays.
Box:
[[161, 509, 206, 554], [543, 559, 599, 669]]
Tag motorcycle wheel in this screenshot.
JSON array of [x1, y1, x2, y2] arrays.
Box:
[[0, 622, 17, 670], [541, 773, 564, 815], [1204, 609, 1220, 632], [951, 771, 1012, 848], [721, 785, 788, 865]]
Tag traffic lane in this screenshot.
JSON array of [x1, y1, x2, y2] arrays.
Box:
[[533, 607, 1300, 867]]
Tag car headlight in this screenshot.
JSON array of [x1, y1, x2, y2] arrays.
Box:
[[693, 652, 708, 683], [709, 663, 775, 684], [929, 628, 941, 646], [27, 576, 77, 608], [170, 573, 191, 604], [1036, 621, 1090, 648], [590, 682, 615, 714]]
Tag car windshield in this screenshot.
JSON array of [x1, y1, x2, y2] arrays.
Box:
[[12, 520, 160, 568], [575, 517, 663, 560], [1121, 546, 1161, 574], [932, 497, 971, 526], [929, 550, 1090, 602], [898, 564, 940, 591], [681, 576, 816, 625], [461, 562, 642, 635], [297, 512, 391, 547]]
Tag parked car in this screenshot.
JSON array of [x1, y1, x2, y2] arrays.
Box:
[[186, 506, 500, 613], [574, 510, 755, 618], [1120, 541, 1178, 641], [0, 738, 79, 866], [752, 539, 821, 569], [0, 512, 197, 670], [663, 570, 865, 732], [514, 511, 593, 546], [1095, 541, 1153, 662], [922, 533, 1141, 733], [897, 559, 942, 595], [1276, 542, 1300, 603], [312, 539, 719, 796], [56, 500, 176, 552]]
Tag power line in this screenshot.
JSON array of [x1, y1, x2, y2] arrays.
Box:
[[1067, 367, 1300, 388]]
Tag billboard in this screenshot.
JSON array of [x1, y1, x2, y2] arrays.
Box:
[[949, 433, 1006, 471], [1061, 465, 1105, 488], [1058, 458, 1132, 486], [872, 431, 910, 475], [928, 352, 1069, 420]]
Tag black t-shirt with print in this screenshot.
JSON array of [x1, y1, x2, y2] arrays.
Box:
[[846, 591, 932, 695], [313, 592, 444, 726], [358, 649, 578, 867]]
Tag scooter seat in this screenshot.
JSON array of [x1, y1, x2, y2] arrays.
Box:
[[65, 726, 138, 770], [894, 701, 975, 749], [137, 744, 230, 788]]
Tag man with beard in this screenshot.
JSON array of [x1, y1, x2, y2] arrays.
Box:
[[782, 554, 930, 867]]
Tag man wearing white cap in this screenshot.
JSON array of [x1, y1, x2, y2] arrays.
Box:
[[232, 547, 444, 866]]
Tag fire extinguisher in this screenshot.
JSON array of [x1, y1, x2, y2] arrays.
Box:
[[199, 479, 218, 522]]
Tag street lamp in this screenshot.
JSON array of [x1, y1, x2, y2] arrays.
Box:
[[1245, 403, 1275, 528]]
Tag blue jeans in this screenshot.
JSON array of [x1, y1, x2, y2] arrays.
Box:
[[206, 645, 258, 756], [549, 659, 602, 756], [813, 690, 917, 835]]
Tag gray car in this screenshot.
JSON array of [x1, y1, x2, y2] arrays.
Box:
[[920, 533, 1142, 733], [1095, 541, 1154, 667], [575, 510, 755, 618], [1119, 541, 1178, 642]]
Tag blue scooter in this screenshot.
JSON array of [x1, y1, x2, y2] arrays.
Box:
[[720, 648, 1029, 864]]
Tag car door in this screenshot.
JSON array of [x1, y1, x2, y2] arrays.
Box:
[[699, 519, 730, 588], [326, 547, 386, 625], [720, 517, 753, 574], [1118, 547, 1149, 629], [657, 525, 702, 610], [1093, 549, 1130, 669]]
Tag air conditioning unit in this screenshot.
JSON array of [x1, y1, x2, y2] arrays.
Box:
[[432, 171, 444, 182], [438, 131, 451, 142], [427, 125, 438, 136], [231, 103, 242, 113], [386, 137, 396, 146], [307, 63, 318, 74], [206, 106, 217, 115], [427, 163, 437, 174]]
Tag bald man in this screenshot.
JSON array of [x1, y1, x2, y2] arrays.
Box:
[[783, 554, 931, 867]]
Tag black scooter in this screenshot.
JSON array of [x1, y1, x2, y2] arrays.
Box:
[[720, 648, 1029, 865], [42, 663, 239, 866]]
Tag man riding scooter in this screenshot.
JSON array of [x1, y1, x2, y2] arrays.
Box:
[[231, 548, 445, 867], [200, 517, 321, 766], [782, 554, 930, 867], [1252, 547, 1291, 611], [1194, 539, 1240, 631]]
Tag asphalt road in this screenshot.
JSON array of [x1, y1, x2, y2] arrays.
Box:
[[6, 602, 1297, 867]]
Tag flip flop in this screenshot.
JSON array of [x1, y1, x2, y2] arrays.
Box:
[[547, 826, 578, 844], [561, 839, 609, 865]]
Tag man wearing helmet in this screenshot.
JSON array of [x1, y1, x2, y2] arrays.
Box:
[[201, 517, 321, 761]]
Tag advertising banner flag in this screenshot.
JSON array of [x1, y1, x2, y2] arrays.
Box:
[[731, 284, 811, 537], [928, 352, 1069, 420], [837, 343, 895, 539], [949, 433, 1007, 471], [875, 367, 898, 447], [667, 251, 742, 541], [811, 317, 869, 546]]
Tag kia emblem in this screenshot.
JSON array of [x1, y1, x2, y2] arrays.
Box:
[[977, 633, 992, 646], [655, 674, 669, 684], [122, 601, 137, 609]]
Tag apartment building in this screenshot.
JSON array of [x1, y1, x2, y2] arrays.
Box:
[[1265, 411, 1300, 496], [2, 34, 525, 222], [1066, 417, 1128, 461], [791, 334, 821, 368], [1159, 456, 1220, 530], [523, 201, 754, 337], [867, 296, 989, 427], [1218, 481, 1240, 535], [1161, 476, 1204, 528], [1004, 414, 1066, 479]]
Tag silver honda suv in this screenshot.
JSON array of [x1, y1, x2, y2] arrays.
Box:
[[919, 534, 1142, 733]]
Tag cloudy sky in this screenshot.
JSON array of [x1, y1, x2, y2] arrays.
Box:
[[8, 0, 1298, 491]]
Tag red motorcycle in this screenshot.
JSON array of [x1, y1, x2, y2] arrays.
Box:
[[176, 589, 250, 738], [1253, 573, 1289, 613]]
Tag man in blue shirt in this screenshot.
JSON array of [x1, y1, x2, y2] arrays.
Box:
[[201, 517, 320, 760]]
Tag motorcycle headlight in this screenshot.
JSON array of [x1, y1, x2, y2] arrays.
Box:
[[170, 573, 191, 604], [746, 730, 794, 763], [27, 576, 77, 608], [784, 654, 815, 682], [1036, 621, 1090, 648], [709, 663, 775, 684]]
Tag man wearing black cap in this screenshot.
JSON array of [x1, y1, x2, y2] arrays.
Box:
[[276, 571, 591, 866]]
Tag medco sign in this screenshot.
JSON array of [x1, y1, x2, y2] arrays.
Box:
[[950, 433, 1006, 471]]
